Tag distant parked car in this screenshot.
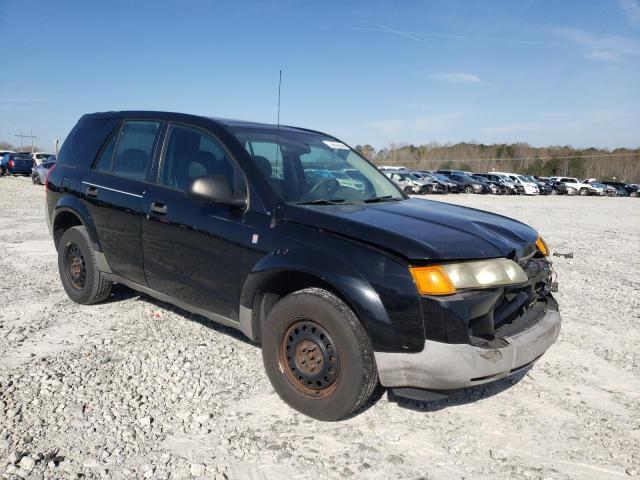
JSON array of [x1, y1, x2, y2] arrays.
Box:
[[496, 173, 539, 195], [431, 173, 464, 193], [474, 173, 518, 194], [407, 172, 443, 193], [550, 177, 593, 196], [0, 152, 35, 176], [32, 158, 57, 184], [30, 152, 54, 165], [385, 171, 433, 194], [470, 174, 508, 194], [601, 181, 639, 197], [534, 177, 568, 195], [0, 149, 16, 158], [417, 171, 450, 193], [378, 165, 408, 172], [443, 173, 488, 194]]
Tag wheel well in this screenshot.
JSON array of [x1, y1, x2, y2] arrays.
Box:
[[53, 211, 83, 249], [250, 271, 352, 344]]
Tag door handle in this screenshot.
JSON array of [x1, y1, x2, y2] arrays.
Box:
[[150, 202, 168, 215], [86, 186, 98, 198]]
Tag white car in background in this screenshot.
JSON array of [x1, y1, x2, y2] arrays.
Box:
[[493, 172, 539, 195], [378, 165, 408, 172], [550, 177, 593, 196], [30, 152, 54, 165]]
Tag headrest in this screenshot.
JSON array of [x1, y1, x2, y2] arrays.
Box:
[[253, 155, 272, 178]]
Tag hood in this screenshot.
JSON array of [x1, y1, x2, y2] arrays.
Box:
[[283, 199, 537, 261]]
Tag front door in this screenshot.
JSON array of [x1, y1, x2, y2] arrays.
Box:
[[142, 123, 247, 320]]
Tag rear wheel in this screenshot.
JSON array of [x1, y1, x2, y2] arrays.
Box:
[[464, 185, 474, 194], [403, 186, 413, 194], [550, 188, 558, 195], [58, 226, 112, 304], [262, 288, 378, 421]]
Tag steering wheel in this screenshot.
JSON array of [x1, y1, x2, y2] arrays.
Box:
[[309, 177, 339, 195]]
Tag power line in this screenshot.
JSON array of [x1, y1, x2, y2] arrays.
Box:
[[14, 130, 37, 152]]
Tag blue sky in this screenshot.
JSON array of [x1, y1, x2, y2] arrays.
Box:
[[1, 0, 639, 151]]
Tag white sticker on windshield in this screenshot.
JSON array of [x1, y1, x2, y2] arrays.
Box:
[[323, 140, 350, 150]]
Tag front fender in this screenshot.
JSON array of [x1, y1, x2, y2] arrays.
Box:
[[241, 247, 425, 352]]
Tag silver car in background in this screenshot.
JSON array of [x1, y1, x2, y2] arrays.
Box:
[[31, 158, 56, 185]]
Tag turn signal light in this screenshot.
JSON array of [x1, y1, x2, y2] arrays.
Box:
[[409, 265, 456, 296], [536, 237, 548, 256]]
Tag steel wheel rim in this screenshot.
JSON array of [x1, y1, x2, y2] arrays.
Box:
[[65, 243, 87, 290], [279, 319, 341, 397]]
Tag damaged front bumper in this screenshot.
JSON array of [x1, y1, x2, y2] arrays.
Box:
[[374, 301, 561, 391]]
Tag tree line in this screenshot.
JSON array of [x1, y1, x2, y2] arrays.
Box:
[[354, 142, 640, 183], [3, 138, 638, 183]]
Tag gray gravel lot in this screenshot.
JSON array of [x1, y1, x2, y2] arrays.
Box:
[[1, 175, 639, 479]]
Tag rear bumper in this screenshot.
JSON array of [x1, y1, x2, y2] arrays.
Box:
[[374, 306, 561, 390]]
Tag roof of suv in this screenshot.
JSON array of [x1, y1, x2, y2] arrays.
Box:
[[81, 110, 326, 136]]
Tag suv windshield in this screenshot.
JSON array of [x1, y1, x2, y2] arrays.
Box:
[[231, 127, 403, 204]]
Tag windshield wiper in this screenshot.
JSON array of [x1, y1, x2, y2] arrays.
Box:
[[296, 199, 350, 205], [363, 195, 402, 203]]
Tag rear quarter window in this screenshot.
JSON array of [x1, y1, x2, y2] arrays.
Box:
[[57, 117, 120, 168]]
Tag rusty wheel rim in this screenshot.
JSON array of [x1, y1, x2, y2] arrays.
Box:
[[65, 243, 86, 290], [279, 319, 341, 397]]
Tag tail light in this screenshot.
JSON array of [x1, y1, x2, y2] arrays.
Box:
[[8, 160, 14, 169], [45, 163, 56, 191]]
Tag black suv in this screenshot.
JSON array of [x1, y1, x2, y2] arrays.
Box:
[[46, 111, 561, 420]]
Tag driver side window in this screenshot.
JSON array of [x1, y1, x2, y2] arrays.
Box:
[[159, 124, 243, 194]]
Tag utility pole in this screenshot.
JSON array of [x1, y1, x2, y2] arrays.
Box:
[[14, 130, 37, 152]]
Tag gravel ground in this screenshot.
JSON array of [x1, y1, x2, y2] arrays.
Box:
[[1, 175, 639, 480]]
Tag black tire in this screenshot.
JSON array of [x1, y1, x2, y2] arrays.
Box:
[[31, 173, 38, 184], [57, 226, 112, 304], [579, 188, 589, 196], [262, 288, 378, 421], [464, 185, 474, 194], [550, 188, 558, 195], [403, 186, 413, 194]]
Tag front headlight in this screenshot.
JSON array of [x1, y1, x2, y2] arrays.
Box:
[[409, 258, 528, 296]]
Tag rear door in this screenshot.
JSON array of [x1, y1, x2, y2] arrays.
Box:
[[141, 122, 248, 320], [82, 119, 163, 285]]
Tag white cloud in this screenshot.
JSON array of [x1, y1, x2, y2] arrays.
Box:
[[552, 27, 640, 61], [618, 0, 640, 25], [429, 72, 481, 83]]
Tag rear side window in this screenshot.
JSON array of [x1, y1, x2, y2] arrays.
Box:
[[111, 120, 161, 181], [94, 128, 119, 173], [57, 117, 120, 168]]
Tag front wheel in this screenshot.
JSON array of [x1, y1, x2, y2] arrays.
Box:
[[579, 188, 589, 196], [464, 185, 474, 194], [262, 288, 378, 421], [58, 226, 113, 304]]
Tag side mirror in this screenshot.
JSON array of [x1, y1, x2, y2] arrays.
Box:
[[187, 175, 246, 208]]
